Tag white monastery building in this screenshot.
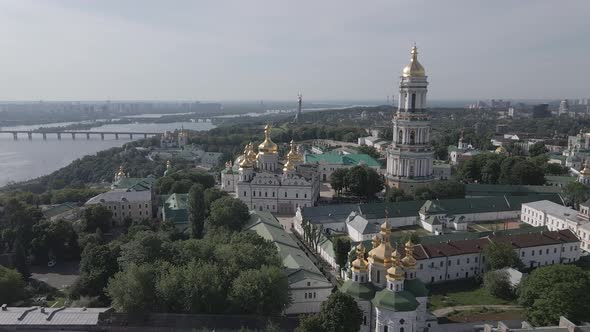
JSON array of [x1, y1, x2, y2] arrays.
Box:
[[521, 199, 590, 252]]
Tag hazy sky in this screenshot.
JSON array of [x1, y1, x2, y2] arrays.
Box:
[[0, 0, 588, 101]]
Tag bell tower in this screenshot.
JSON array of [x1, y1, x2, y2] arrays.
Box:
[[386, 45, 434, 191]]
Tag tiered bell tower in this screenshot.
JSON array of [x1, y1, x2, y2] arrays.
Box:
[[386, 45, 434, 191]]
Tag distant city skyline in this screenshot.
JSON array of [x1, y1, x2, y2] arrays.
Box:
[[0, 0, 588, 101]]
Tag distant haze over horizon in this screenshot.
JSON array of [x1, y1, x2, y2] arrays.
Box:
[[0, 0, 588, 101]]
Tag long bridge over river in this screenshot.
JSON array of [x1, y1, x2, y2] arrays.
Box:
[[0, 130, 162, 140]]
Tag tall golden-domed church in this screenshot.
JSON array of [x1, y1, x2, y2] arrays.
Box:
[[386, 45, 435, 191], [340, 219, 434, 332], [220, 124, 320, 215]]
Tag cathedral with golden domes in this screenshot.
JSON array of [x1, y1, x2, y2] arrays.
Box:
[[340, 219, 436, 332], [386, 45, 435, 191], [221, 124, 320, 214]]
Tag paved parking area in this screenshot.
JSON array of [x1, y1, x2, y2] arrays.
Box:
[[31, 261, 79, 290]]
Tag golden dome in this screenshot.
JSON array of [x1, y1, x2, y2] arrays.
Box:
[[387, 248, 404, 281], [246, 142, 258, 163], [402, 45, 426, 78], [370, 220, 393, 265], [239, 144, 254, 168], [286, 140, 304, 162], [116, 165, 125, 177], [401, 239, 417, 268], [258, 124, 278, 154], [495, 146, 507, 154], [581, 161, 590, 176], [351, 243, 369, 272]]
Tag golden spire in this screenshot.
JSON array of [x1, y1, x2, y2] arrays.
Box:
[[166, 160, 172, 169], [402, 45, 426, 78], [351, 243, 369, 273], [401, 238, 417, 268], [258, 124, 278, 154]]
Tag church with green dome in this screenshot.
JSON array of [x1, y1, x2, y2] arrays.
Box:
[[340, 220, 436, 332]]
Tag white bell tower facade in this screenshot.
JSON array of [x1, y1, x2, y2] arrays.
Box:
[[386, 45, 434, 191]]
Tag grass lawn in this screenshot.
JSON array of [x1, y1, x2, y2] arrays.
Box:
[[428, 279, 516, 310], [444, 308, 524, 323], [391, 225, 430, 238]]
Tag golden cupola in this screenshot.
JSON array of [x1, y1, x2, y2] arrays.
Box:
[[239, 144, 254, 168], [402, 45, 426, 78], [581, 160, 590, 176], [368, 220, 393, 265], [401, 238, 417, 268], [246, 142, 258, 163], [351, 243, 369, 273], [387, 248, 405, 281], [283, 140, 302, 172], [258, 124, 278, 154], [116, 165, 125, 177]]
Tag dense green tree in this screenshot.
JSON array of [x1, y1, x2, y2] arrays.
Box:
[[333, 237, 351, 270], [481, 159, 501, 184], [345, 165, 384, 198], [543, 163, 569, 175], [385, 187, 413, 202], [414, 181, 465, 200], [14, 241, 30, 280], [118, 231, 172, 268], [72, 244, 120, 298], [181, 262, 227, 313], [203, 187, 228, 213], [30, 219, 79, 263], [518, 265, 590, 325], [356, 145, 381, 160], [330, 168, 349, 195], [562, 182, 590, 209], [229, 266, 290, 315], [528, 142, 548, 157], [107, 264, 156, 314], [83, 205, 113, 233], [188, 184, 206, 238], [511, 160, 545, 185], [154, 264, 185, 313], [483, 270, 513, 299], [295, 314, 323, 332], [0, 266, 25, 304], [295, 291, 363, 332], [482, 242, 523, 270], [208, 197, 250, 231]]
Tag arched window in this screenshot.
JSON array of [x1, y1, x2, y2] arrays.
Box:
[[410, 130, 415, 145], [411, 93, 416, 110], [398, 130, 403, 144]]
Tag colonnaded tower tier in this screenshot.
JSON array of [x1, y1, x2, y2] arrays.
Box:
[[386, 45, 434, 191]]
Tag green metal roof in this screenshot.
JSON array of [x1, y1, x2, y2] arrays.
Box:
[[112, 177, 155, 191], [43, 202, 78, 218], [465, 184, 563, 197], [244, 211, 330, 287], [419, 194, 563, 216], [304, 153, 381, 167], [162, 193, 189, 226], [372, 289, 419, 312], [340, 280, 376, 301]]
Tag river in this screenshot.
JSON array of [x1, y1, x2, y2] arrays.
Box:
[[0, 121, 215, 186]]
